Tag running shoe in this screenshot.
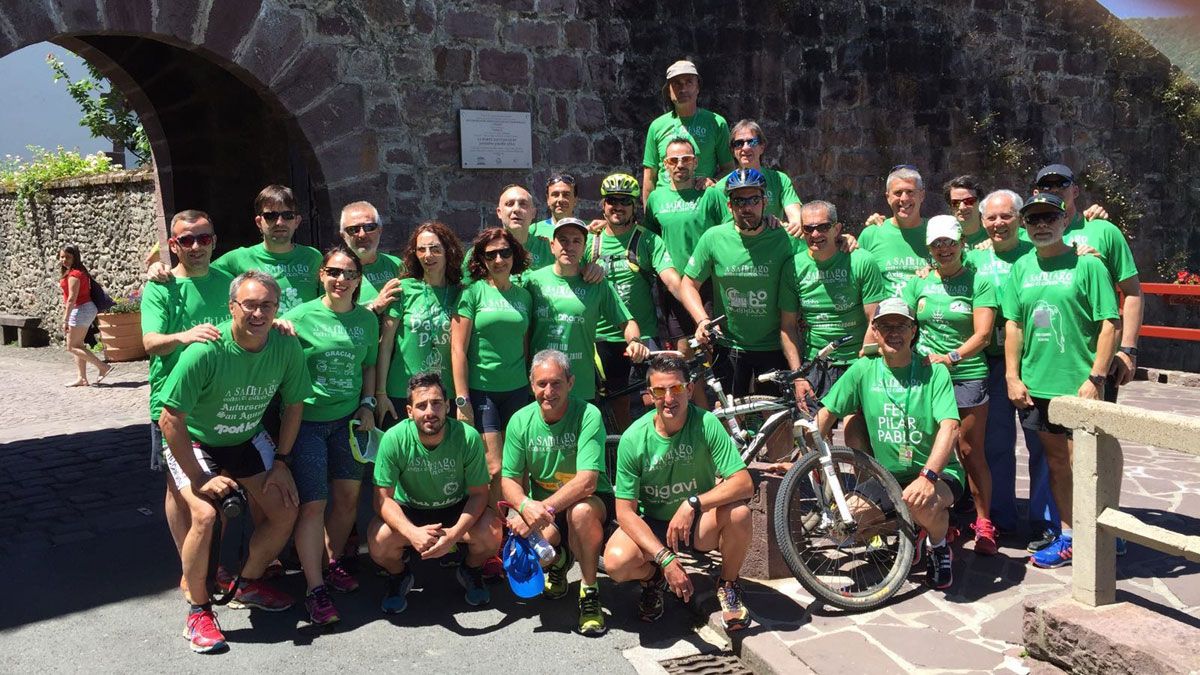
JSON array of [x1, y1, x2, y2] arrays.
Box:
[[185, 608, 226, 653], [637, 567, 666, 623], [325, 557, 359, 593], [927, 543, 954, 589], [214, 565, 236, 592], [717, 578, 751, 631], [1026, 529, 1059, 553], [972, 517, 999, 556], [544, 547, 572, 600], [230, 578, 294, 611], [912, 528, 927, 566], [457, 565, 491, 606], [438, 542, 461, 568], [1030, 534, 1073, 569], [577, 584, 606, 636], [481, 554, 505, 583], [304, 585, 341, 626], [381, 569, 414, 614]]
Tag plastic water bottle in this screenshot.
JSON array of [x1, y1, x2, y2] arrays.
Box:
[[527, 529, 556, 564]]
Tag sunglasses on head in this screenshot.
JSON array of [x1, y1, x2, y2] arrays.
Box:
[[322, 266, 361, 281], [343, 222, 381, 236], [260, 210, 296, 222], [730, 195, 763, 207], [172, 233, 214, 248], [604, 196, 634, 206], [649, 382, 687, 399], [484, 247, 514, 261], [1023, 211, 1063, 226], [802, 222, 834, 234], [949, 196, 977, 208], [546, 173, 576, 188], [731, 137, 762, 149]]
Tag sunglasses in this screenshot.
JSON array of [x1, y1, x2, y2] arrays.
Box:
[[1037, 179, 1073, 190], [649, 382, 687, 399], [730, 195, 763, 207], [172, 233, 214, 248], [664, 154, 696, 166], [949, 196, 977, 208], [731, 137, 762, 149], [929, 238, 959, 249], [343, 222, 381, 236], [322, 266, 361, 280], [484, 247, 514, 261], [233, 300, 279, 314], [1023, 211, 1064, 226], [546, 173, 576, 188], [802, 222, 834, 234], [604, 196, 635, 206], [260, 211, 296, 222]]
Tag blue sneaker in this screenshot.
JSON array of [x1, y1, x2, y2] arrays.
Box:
[[1030, 534, 1073, 568], [457, 565, 491, 606], [381, 569, 414, 614]]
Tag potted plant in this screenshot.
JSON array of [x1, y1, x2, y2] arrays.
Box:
[[1168, 270, 1200, 307], [96, 289, 146, 361]]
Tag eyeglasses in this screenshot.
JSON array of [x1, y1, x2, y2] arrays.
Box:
[[172, 233, 214, 248], [322, 266, 361, 280], [260, 211, 296, 222], [232, 299, 279, 314], [730, 195, 763, 207], [801, 222, 834, 234], [343, 223, 380, 236], [649, 383, 687, 399], [546, 173, 576, 188], [929, 238, 959, 249], [1023, 212, 1064, 226], [664, 154, 696, 166], [484, 247, 514, 261], [730, 138, 762, 149], [604, 196, 635, 206], [874, 322, 913, 334], [949, 196, 977, 208], [1037, 179, 1073, 190]]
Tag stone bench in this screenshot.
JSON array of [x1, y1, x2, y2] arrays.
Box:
[[0, 314, 46, 347]]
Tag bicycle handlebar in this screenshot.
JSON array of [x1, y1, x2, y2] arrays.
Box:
[[755, 335, 853, 385]]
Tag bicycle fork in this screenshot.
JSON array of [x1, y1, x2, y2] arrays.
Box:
[[811, 436, 856, 526]]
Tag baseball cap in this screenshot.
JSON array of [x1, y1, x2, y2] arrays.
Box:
[[1020, 193, 1067, 215], [873, 297, 915, 323], [502, 532, 545, 599], [1035, 164, 1075, 185], [925, 214, 962, 245], [665, 59, 700, 81], [552, 217, 589, 237]]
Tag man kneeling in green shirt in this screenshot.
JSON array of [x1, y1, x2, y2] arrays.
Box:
[[367, 372, 501, 613], [501, 349, 615, 636], [603, 353, 754, 631]]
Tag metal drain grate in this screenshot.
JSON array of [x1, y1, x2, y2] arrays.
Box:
[[659, 652, 751, 675]]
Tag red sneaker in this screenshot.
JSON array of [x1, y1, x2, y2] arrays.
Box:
[[185, 608, 227, 653], [230, 578, 293, 611], [973, 518, 999, 556], [481, 554, 505, 584], [325, 557, 359, 593]]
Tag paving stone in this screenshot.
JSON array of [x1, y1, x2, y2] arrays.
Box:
[[979, 601, 1026, 643], [790, 629, 901, 673], [865, 625, 1004, 669]]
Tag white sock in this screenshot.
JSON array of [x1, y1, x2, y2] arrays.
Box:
[[929, 536, 947, 548]]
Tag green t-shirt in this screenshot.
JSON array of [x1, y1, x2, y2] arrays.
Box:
[[857, 218, 930, 297], [160, 323, 311, 447], [454, 280, 532, 392], [585, 225, 674, 342], [283, 299, 380, 422], [642, 108, 734, 187], [141, 269, 234, 421], [963, 226, 989, 248], [779, 249, 889, 364], [359, 252, 404, 306], [462, 232, 555, 281], [373, 418, 489, 509], [699, 168, 802, 225], [821, 357, 964, 486], [683, 224, 794, 351], [966, 241, 1036, 357], [524, 266, 632, 401], [614, 404, 747, 521], [1000, 250, 1120, 399], [901, 267, 998, 382], [644, 185, 711, 271], [211, 242, 323, 313], [385, 278, 460, 398], [501, 398, 613, 501], [531, 217, 555, 240], [1062, 215, 1138, 283]]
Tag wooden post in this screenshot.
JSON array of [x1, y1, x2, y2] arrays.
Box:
[[1071, 430, 1123, 607]]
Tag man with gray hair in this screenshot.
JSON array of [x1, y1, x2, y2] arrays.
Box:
[[858, 166, 931, 296], [338, 200, 404, 313], [158, 270, 311, 653], [500, 349, 614, 635]]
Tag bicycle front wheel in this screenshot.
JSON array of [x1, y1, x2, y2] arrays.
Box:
[[773, 447, 916, 611]]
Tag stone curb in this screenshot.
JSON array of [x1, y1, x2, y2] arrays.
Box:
[[1136, 366, 1200, 388], [705, 611, 816, 675]]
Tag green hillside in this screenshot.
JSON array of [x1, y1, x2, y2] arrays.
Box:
[[1125, 17, 1200, 82]]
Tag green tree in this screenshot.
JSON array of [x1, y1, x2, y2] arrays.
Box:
[[46, 53, 151, 165]]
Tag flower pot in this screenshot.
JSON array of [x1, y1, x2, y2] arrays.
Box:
[[96, 311, 146, 362]]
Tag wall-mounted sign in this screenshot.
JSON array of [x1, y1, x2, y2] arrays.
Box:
[[459, 110, 532, 169]]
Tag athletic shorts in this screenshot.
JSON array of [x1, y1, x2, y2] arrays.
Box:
[[401, 498, 469, 529], [469, 386, 530, 433], [149, 421, 165, 472], [68, 301, 98, 328], [852, 473, 965, 513], [645, 512, 709, 554], [550, 493, 617, 542], [663, 280, 713, 341], [711, 346, 789, 398], [1018, 396, 1071, 437], [596, 338, 660, 398], [804, 363, 849, 410], [292, 415, 367, 504], [164, 430, 276, 490], [953, 378, 989, 408]]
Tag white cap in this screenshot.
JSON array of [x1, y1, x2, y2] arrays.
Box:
[[926, 214, 962, 246], [665, 60, 699, 81], [873, 297, 915, 322]]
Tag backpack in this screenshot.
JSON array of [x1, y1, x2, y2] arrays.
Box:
[[90, 277, 115, 312]]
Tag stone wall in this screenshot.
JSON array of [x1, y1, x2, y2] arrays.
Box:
[[0, 170, 158, 344]]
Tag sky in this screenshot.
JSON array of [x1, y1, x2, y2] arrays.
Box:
[[1096, 0, 1197, 17]]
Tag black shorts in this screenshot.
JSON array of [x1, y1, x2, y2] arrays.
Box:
[[164, 431, 275, 490], [646, 513, 710, 554], [805, 363, 850, 410], [852, 473, 965, 513], [711, 346, 789, 398], [663, 279, 713, 341], [401, 498, 469, 528], [551, 493, 617, 542], [596, 338, 660, 398], [469, 387, 530, 433], [1018, 396, 1071, 437]]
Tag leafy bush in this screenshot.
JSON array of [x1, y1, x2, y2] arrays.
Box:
[[107, 289, 142, 314], [0, 146, 114, 228]]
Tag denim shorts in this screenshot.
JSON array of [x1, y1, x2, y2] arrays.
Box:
[[292, 414, 367, 503], [469, 386, 530, 433], [953, 378, 989, 408], [68, 301, 98, 328]]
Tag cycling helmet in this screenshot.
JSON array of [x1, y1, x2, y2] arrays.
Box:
[[600, 173, 640, 198], [724, 168, 766, 193]]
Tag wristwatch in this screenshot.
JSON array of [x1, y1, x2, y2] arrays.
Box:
[[687, 495, 702, 513], [948, 350, 962, 364], [454, 395, 470, 409], [359, 396, 377, 411], [1119, 346, 1138, 357], [918, 467, 939, 483], [1088, 373, 1107, 387]]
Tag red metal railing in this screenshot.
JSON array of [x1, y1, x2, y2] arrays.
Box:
[[1140, 283, 1200, 342]]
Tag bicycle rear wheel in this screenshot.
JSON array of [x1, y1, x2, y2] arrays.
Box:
[[773, 447, 915, 611], [604, 433, 622, 484]]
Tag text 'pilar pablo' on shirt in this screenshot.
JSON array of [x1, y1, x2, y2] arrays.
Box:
[[384, 278, 461, 399], [454, 279, 532, 393], [999, 250, 1120, 399], [643, 185, 711, 274], [142, 268, 235, 421], [821, 357, 965, 487], [613, 404, 747, 521], [283, 298, 380, 422], [501, 397, 614, 501], [159, 321, 311, 447], [778, 248, 889, 365], [358, 252, 405, 306], [857, 218, 930, 297], [900, 265, 998, 382], [524, 266, 632, 401], [211, 242, 323, 313], [643, 108, 734, 188], [682, 223, 794, 351], [584, 225, 675, 343], [965, 241, 1036, 358], [373, 417, 489, 509], [698, 167, 802, 226]]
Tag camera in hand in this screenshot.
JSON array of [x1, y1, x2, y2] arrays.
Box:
[[220, 487, 248, 519]]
